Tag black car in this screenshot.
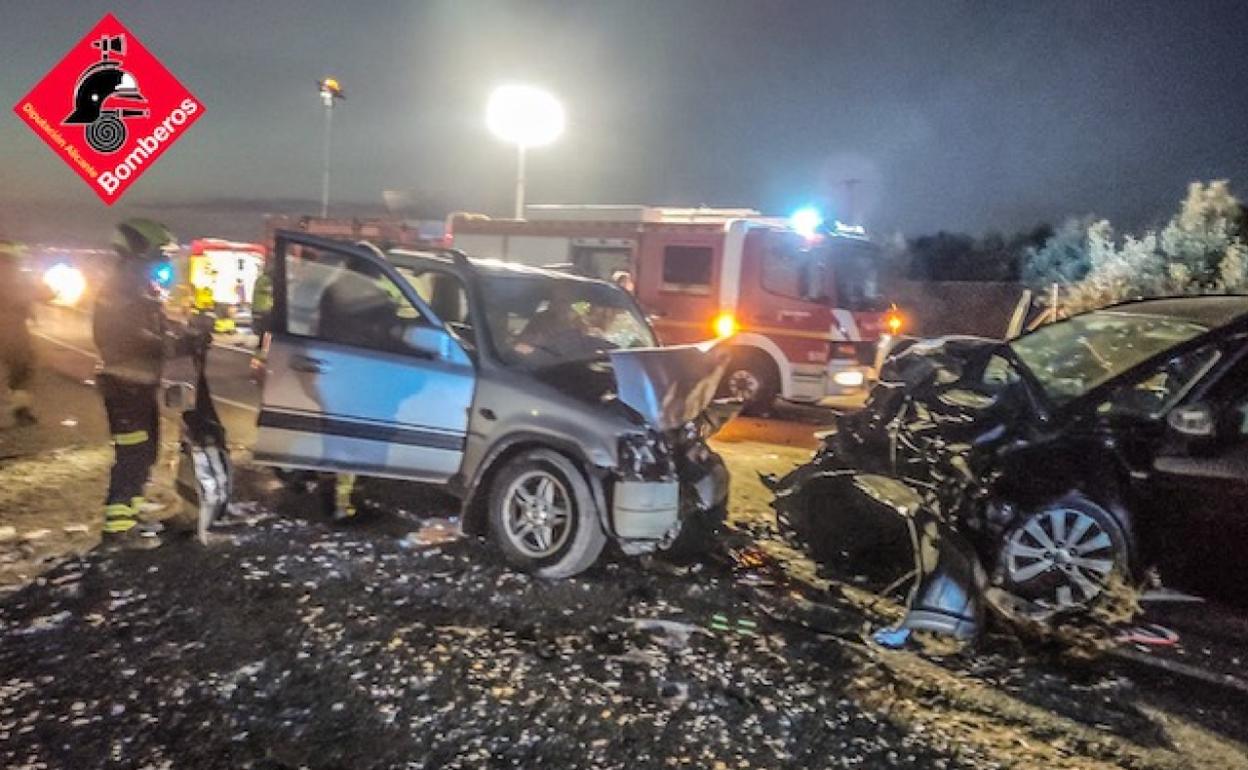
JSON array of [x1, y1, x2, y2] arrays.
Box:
[[770, 295, 1248, 637]]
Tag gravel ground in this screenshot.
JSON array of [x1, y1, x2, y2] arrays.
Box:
[[0, 438, 1246, 769]]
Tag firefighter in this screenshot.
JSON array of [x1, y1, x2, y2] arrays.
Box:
[[251, 264, 274, 342], [94, 219, 209, 550], [611, 269, 635, 294], [0, 240, 41, 427]]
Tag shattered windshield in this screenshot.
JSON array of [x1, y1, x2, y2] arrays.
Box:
[[1009, 311, 1209, 405], [480, 274, 656, 368]]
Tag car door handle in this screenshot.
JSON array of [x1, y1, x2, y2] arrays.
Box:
[[291, 355, 329, 374]]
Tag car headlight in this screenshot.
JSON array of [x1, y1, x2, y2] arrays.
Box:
[[833, 370, 866, 388], [618, 432, 676, 481]]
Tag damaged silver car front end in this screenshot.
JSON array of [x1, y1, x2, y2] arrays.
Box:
[[609, 342, 739, 554]]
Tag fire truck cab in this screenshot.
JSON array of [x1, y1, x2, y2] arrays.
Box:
[[449, 205, 895, 412]]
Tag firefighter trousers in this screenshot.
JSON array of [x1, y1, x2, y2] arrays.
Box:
[[0, 328, 34, 409], [98, 375, 160, 532], [318, 472, 358, 519]]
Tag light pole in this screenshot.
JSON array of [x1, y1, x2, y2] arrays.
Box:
[[486, 85, 565, 220], [318, 77, 345, 218]]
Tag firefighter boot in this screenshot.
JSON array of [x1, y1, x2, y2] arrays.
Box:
[[100, 503, 162, 551], [329, 469, 359, 521], [131, 496, 167, 534]]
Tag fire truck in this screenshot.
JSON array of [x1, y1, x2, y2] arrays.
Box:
[[262, 215, 444, 252], [449, 205, 900, 412]]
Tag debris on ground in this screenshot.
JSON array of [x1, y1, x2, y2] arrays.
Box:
[[0, 447, 1245, 769]]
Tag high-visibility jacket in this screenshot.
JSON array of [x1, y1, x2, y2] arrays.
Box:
[[194, 285, 215, 311], [252, 273, 274, 315]]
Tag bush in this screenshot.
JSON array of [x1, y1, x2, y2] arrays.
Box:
[[1024, 181, 1248, 313]]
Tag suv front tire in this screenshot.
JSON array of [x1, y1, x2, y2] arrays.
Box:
[[487, 449, 607, 579]]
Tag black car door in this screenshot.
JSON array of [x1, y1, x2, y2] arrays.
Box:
[[1148, 354, 1248, 602]]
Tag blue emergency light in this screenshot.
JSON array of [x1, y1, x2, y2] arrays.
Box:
[[151, 261, 174, 288], [790, 207, 824, 239]]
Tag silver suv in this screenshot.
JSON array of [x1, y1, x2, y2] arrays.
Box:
[[253, 231, 735, 577]]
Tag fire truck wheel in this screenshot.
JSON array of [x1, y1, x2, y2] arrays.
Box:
[[720, 349, 779, 416]]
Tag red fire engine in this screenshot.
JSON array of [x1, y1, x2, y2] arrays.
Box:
[[449, 205, 901, 411]]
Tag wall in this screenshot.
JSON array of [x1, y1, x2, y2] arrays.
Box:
[[888, 280, 1028, 339]]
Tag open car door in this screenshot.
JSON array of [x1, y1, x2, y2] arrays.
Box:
[[252, 232, 475, 481]]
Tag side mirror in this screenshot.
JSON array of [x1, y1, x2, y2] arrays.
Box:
[[1167, 402, 1217, 441], [401, 324, 468, 364]]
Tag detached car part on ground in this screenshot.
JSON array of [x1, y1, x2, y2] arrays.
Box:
[[769, 296, 1248, 643], [249, 232, 737, 578]]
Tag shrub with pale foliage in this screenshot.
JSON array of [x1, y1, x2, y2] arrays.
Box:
[[1026, 181, 1248, 313]]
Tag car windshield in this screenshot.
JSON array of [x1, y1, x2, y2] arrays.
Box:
[[480, 273, 657, 368], [828, 239, 886, 312], [1009, 311, 1209, 405]]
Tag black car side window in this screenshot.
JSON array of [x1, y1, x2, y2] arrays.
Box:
[[1100, 345, 1221, 419]]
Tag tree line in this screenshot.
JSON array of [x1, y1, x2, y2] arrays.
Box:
[[903, 180, 1248, 311]]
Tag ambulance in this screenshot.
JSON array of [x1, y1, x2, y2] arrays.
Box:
[[448, 205, 901, 412], [186, 238, 266, 333]]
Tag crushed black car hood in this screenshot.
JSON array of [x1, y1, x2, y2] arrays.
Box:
[[769, 336, 1052, 640], [831, 336, 1044, 499]]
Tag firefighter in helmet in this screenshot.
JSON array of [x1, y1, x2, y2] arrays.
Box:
[[93, 219, 209, 550], [0, 240, 44, 427]]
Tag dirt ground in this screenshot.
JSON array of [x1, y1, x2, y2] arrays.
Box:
[[1, 419, 1246, 769]]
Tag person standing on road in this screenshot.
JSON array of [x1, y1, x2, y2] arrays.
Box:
[[250, 262, 274, 344], [0, 240, 44, 427], [611, 269, 635, 294], [93, 219, 209, 550]]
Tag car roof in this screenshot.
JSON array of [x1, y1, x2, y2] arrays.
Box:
[[386, 249, 617, 287], [1094, 295, 1248, 329]]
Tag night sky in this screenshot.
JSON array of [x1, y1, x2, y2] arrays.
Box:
[[3, 0, 1247, 243]]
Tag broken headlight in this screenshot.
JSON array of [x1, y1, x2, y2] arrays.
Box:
[[618, 432, 676, 481]]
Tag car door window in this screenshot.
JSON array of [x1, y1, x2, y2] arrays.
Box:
[[286, 244, 426, 355], [398, 267, 476, 349], [1099, 344, 1221, 419]]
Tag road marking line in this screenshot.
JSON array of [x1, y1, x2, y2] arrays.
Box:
[[32, 330, 96, 360], [37, 305, 253, 356], [33, 331, 260, 414]]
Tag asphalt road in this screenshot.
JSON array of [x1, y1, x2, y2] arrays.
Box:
[[31, 304, 262, 447]]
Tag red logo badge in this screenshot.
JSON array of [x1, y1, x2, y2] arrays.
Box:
[[12, 13, 204, 205]]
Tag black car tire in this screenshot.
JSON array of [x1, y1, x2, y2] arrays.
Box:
[[719, 348, 779, 417], [488, 449, 606, 579], [996, 494, 1130, 610]]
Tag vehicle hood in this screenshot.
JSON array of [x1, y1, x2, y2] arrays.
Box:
[[609, 341, 731, 431], [835, 335, 1044, 482], [771, 334, 1047, 540], [526, 341, 731, 432]]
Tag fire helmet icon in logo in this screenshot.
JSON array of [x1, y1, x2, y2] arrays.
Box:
[[62, 34, 149, 154]]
